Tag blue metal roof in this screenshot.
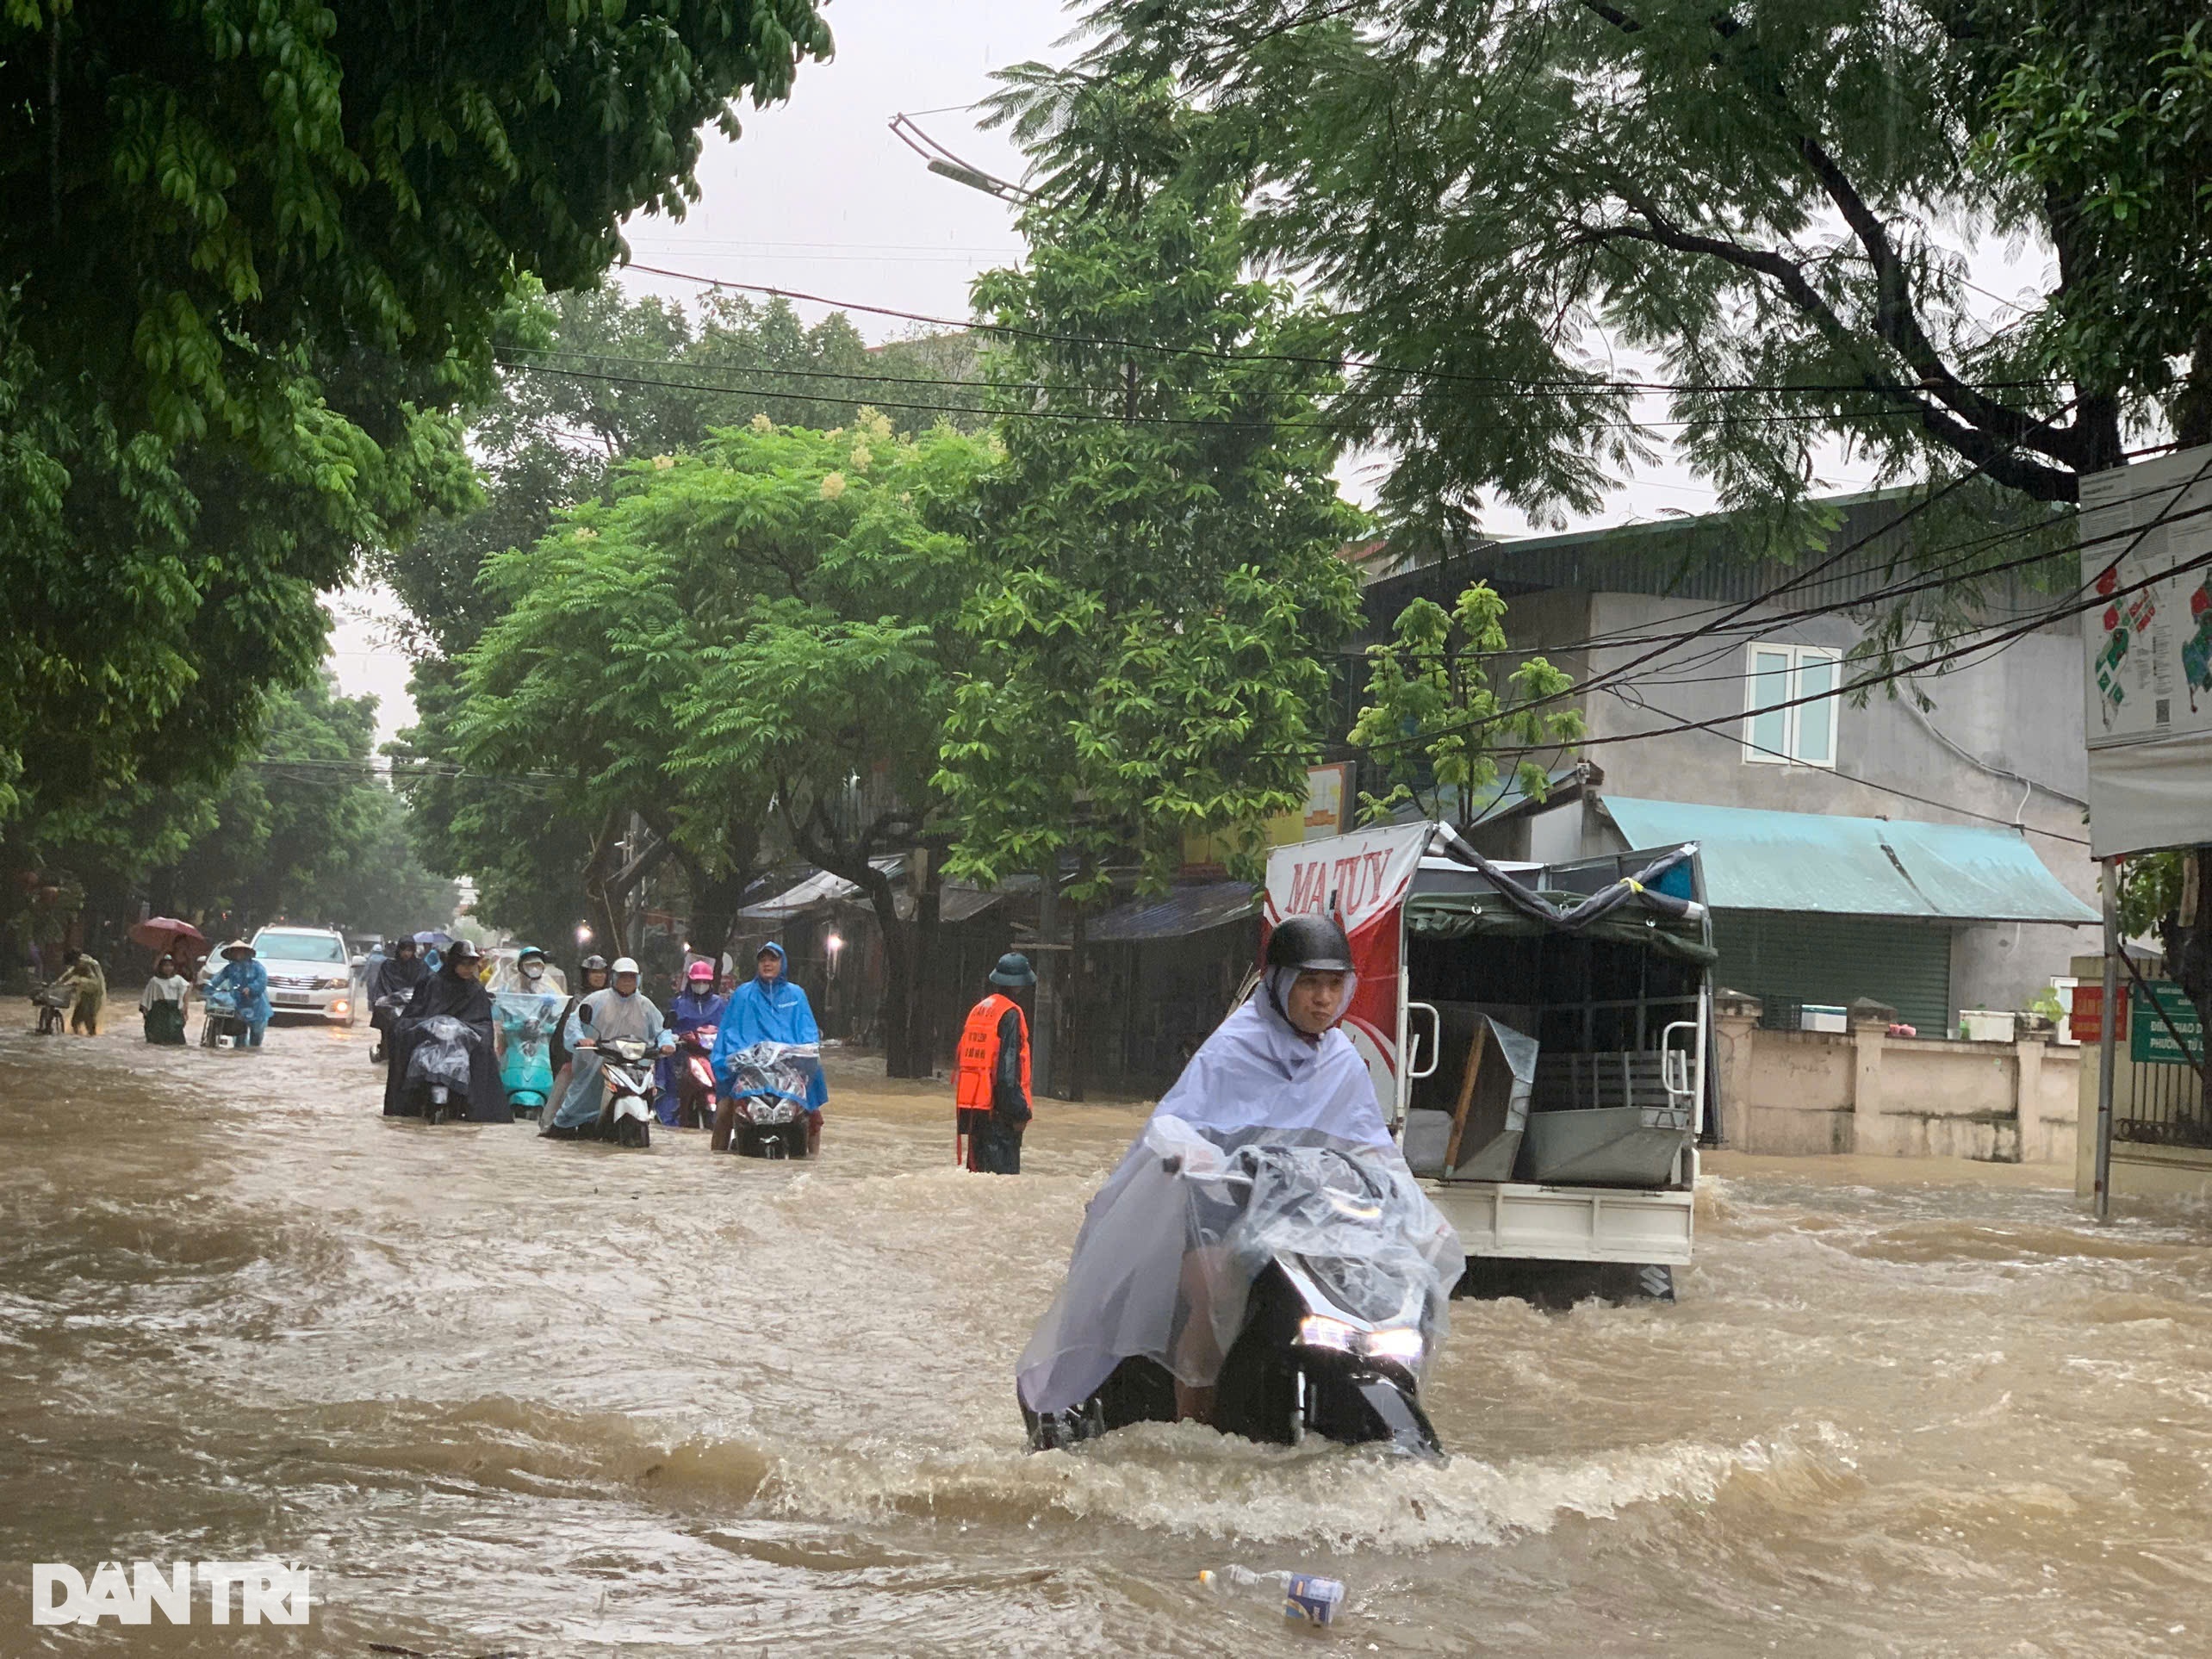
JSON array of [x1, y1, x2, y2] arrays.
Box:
[[1597, 797, 2097, 923]]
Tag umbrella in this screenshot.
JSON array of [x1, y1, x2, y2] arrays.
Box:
[[131, 916, 207, 954], [412, 930, 453, 949]]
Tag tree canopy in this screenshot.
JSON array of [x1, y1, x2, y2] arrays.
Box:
[[994, 0, 2211, 541], [931, 183, 1364, 902], [0, 0, 830, 836]]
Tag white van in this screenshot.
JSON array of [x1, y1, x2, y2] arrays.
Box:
[[1264, 822, 1709, 1285], [251, 925, 356, 1023]]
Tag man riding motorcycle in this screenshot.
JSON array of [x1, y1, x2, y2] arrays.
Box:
[[382, 939, 508, 1121], [543, 956, 673, 1140], [1016, 915, 1461, 1438]]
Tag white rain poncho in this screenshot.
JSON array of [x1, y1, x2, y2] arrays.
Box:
[[1016, 985, 1463, 1416]]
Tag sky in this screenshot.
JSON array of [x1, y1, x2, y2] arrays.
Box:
[[326, 0, 2022, 743]]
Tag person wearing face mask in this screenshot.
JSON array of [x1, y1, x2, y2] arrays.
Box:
[[492, 946, 567, 1118], [1015, 915, 1458, 1430], [544, 955, 672, 1139], [383, 938, 509, 1121], [656, 959, 728, 1127]]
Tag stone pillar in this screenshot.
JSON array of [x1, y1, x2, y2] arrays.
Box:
[[1710, 989, 1762, 1148], [1849, 997, 1898, 1156], [2015, 1036, 2046, 1163]]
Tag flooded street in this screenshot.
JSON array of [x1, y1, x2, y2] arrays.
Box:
[[6, 1022, 2212, 1656]]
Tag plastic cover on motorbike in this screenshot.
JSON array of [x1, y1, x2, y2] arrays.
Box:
[[1016, 1116, 1463, 1416], [407, 1016, 477, 1092], [723, 1041, 821, 1117]]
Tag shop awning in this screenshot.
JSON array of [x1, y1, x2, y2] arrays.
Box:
[[1086, 879, 1258, 943], [1597, 796, 2097, 924], [736, 856, 904, 922]]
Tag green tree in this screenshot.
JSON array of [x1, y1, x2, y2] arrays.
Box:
[[669, 412, 999, 1073], [929, 186, 1364, 1090], [447, 413, 994, 1068], [0, 0, 830, 834], [1001, 3, 2209, 525], [1350, 584, 1587, 826]]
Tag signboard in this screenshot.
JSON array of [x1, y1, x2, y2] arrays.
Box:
[[2067, 981, 2127, 1045], [2129, 979, 2205, 1066], [1181, 763, 1358, 873], [1264, 821, 1436, 1116], [2080, 444, 2212, 857]]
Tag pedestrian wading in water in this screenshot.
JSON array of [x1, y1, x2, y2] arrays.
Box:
[[955, 953, 1035, 1175]]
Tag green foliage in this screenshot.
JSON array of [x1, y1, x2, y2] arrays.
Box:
[[1010, 1, 2211, 535], [1349, 584, 1585, 826], [0, 0, 830, 832], [2121, 851, 2186, 942], [1985, 4, 2212, 442], [438, 413, 997, 950], [931, 186, 1364, 898]]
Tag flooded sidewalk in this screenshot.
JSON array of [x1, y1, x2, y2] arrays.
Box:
[[3, 1021, 2210, 1654]]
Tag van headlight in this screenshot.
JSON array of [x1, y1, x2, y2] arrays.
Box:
[[1296, 1315, 1360, 1352]]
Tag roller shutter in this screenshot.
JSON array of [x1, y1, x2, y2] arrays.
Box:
[[1709, 911, 1953, 1035]]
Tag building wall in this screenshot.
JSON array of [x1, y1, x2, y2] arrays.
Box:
[[1555, 591, 2095, 1014], [1713, 1000, 2080, 1162]]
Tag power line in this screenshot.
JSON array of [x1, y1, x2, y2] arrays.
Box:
[[622, 263, 2067, 401], [1345, 451, 2212, 759]]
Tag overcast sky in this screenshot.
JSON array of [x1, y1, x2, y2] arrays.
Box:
[[327, 0, 1960, 740]]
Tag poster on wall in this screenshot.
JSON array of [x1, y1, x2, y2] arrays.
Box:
[[2079, 443, 2212, 857]]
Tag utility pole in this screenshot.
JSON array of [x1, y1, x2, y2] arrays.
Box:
[[1033, 856, 1061, 1099], [2094, 856, 2119, 1221]]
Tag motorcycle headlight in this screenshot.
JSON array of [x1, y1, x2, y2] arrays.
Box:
[[1296, 1315, 1360, 1353], [1361, 1327, 1425, 1365]]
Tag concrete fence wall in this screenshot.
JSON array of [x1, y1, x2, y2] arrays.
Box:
[[1712, 994, 2079, 1164]]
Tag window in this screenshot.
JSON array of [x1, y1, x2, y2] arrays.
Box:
[[1743, 643, 1841, 766], [252, 930, 348, 963]]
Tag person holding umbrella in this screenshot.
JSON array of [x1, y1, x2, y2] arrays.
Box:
[[139, 954, 192, 1044]]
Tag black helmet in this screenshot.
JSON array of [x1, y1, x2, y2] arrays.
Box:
[[1265, 914, 1353, 973], [579, 953, 609, 973]]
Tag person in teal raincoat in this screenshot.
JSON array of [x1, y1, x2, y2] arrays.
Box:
[[207, 940, 272, 1048]]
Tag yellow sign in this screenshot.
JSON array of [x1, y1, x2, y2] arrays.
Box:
[[1182, 764, 1355, 871]]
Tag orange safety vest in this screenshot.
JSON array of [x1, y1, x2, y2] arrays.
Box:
[[955, 993, 1030, 1111]]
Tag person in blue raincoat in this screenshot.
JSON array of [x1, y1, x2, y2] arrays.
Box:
[[207, 940, 273, 1048], [656, 959, 729, 1125], [711, 942, 829, 1121]]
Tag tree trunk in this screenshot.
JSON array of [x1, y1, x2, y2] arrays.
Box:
[[685, 861, 755, 973]]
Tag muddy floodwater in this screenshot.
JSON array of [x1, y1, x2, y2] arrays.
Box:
[[6, 1020, 2212, 1656]]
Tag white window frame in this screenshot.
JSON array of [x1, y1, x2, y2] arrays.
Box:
[[1743, 643, 1842, 767]]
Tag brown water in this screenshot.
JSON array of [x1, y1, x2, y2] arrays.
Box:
[[5, 1021, 2212, 1656]]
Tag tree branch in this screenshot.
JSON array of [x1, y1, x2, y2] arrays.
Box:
[[1580, 208, 2078, 502]]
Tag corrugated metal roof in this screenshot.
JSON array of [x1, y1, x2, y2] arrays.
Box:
[[736, 856, 904, 920], [1086, 880, 1258, 943], [1598, 796, 2097, 923]]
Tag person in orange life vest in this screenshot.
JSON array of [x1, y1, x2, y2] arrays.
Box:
[[955, 953, 1035, 1174]]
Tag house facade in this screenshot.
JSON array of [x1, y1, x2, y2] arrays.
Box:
[[1349, 490, 2100, 1036]]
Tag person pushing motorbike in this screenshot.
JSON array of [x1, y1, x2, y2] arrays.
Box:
[[368, 935, 429, 1063]]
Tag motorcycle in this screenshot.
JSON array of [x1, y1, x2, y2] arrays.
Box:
[[1023, 1136, 1448, 1462], [405, 1016, 478, 1124], [494, 990, 564, 1121], [672, 1025, 719, 1128], [200, 988, 250, 1050], [712, 1041, 821, 1159], [587, 1035, 658, 1148]]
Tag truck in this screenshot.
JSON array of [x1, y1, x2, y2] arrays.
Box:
[[1263, 821, 1712, 1293]]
